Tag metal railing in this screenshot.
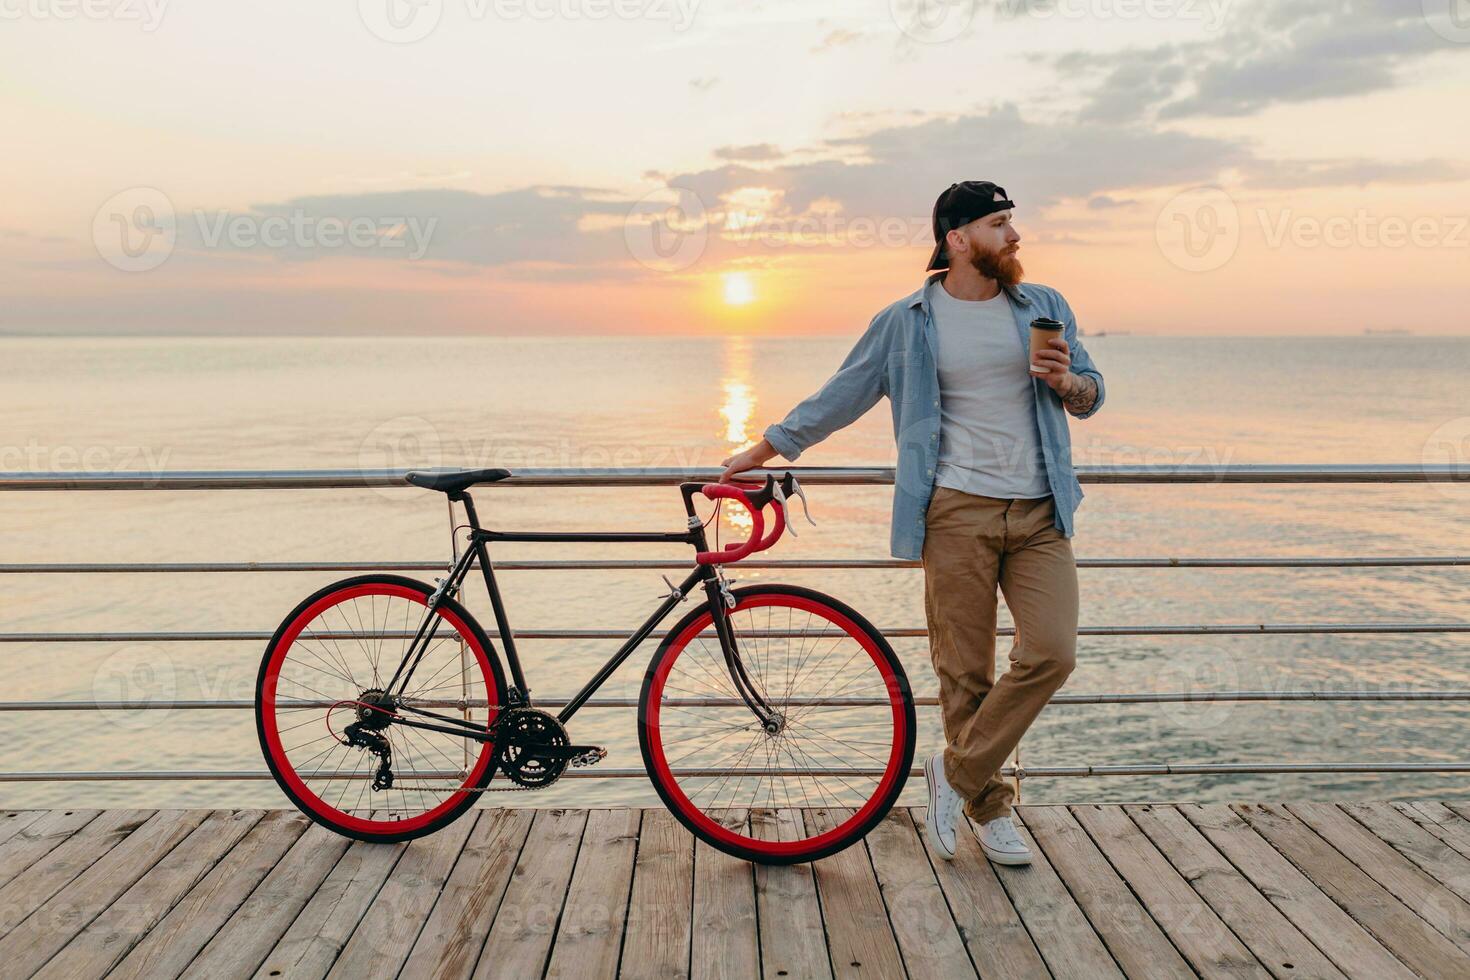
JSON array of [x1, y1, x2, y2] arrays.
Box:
[[0, 463, 1466, 788]]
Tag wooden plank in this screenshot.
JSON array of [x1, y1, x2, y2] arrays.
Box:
[[0, 808, 100, 891], [751, 808, 832, 980], [472, 807, 589, 978], [805, 807, 905, 980], [546, 808, 641, 979], [1344, 802, 1470, 903], [182, 822, 353, 978], [620, 808, 694, 980], [36, 809, 263, 979], [0, 808, 207, 976], [910, 809, 1049, 979], [0, 812, 43, 850], [1020, 805, 1192, 979], [1396, 801, 1470, 861], [109, 810, 311, 980], [0, 809, 155, 936], [327, 810, 479, 978], [1124, 804, 1345, 980], [250, 820, 407, 980], [399, 808, 535, 980], [1180, 805, 1414, 980], [1071, 804, 1269, 977], [691, 809, 758, 980], [865, 808, 975, 977], [1232, 803, 1470, 978], [1285, 803, 1470, 953], [1000, 810, 1124, 979]]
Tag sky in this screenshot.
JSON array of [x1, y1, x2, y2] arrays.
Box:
[[3, 0, 1469, 336]]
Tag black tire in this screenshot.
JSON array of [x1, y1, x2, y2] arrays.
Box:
[[638, 583, 916, 865], [256, 574, 508, 843]]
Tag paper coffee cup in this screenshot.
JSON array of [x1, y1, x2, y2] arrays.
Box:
[[1029, 317, 1063, 374]]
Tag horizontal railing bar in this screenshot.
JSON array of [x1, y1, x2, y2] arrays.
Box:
[[6, 622, 1466, 643], [2, 555, 1464, 573], [7, 690, 1470, 711], [2, 761, 1467, 781], [1, 464, 1467, 492]]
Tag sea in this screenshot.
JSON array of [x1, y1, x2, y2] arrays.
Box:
[[2, 333, 1467, 810]]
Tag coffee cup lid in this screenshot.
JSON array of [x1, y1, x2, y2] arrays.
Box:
[[1030, 317, 1063, 329]]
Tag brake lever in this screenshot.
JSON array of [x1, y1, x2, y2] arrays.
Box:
[[772, 476, 817, 537]]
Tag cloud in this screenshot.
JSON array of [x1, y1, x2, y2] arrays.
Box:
[[689, 75, 719, 93], [714, 143, 785, 162], [1055, 0, 1466, 122], [668, 103, 1246, 218], [124, 102, 1467, 285]]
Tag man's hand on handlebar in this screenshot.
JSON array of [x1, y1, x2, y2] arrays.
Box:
[[718, 438, 779, 484]]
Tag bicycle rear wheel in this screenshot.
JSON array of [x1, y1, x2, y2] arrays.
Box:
[[639, 583, 915, 864], [256, 574, 506, 842]]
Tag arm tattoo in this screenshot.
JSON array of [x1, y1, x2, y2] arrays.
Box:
[[1061, 373, 1098, 416]]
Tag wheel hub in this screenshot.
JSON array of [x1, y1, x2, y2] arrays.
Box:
[[355, 688, 397, 731]]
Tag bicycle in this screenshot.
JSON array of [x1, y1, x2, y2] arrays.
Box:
[[255, 469, 916, 864]]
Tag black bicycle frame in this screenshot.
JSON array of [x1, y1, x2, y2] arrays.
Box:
[[380, 482, 779, 742]]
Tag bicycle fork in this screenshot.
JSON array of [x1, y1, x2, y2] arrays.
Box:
[[703, 569, 783, 735]]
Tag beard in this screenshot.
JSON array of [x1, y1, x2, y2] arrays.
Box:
[[969, 243, 1023, 288]]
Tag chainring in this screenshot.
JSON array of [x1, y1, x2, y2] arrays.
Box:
[[496, 708, 570, 788]]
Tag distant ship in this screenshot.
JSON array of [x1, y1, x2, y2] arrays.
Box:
[[1364, 328, 1411, 335]]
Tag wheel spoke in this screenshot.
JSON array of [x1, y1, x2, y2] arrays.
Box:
[[646, 591, 910, 860], [260, 582, 499, 838]]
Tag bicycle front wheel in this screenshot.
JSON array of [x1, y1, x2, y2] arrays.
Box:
[[639, 584, 915, 864]]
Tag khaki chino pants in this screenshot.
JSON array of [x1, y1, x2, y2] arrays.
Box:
[[921, 486, 1079, 823]]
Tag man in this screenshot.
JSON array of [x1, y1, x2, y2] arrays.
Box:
[[718, 180, 1105, 866]]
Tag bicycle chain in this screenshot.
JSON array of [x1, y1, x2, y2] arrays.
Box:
[[392, 750, 606, 794]]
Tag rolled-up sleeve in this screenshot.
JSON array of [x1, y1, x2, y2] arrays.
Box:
[[1058, 293, 1105, 420], [763, 315, 889, 461]]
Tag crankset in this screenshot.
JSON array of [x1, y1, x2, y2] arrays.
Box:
[[494, 707, 606, 788]]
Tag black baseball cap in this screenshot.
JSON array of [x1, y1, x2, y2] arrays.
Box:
[[927, 180, 1016, 270]]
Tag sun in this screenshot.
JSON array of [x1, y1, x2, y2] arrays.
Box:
[[722, 272, 756, 306]]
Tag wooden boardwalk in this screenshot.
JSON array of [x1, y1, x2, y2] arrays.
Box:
[[1, 803, 1469, 978]]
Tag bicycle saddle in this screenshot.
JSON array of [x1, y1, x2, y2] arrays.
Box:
[[405, 468, 513, 493]]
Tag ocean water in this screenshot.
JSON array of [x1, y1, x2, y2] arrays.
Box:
[[2, 333, 1467, 810]]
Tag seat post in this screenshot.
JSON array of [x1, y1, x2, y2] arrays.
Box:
[[450, 491, 482, 530]]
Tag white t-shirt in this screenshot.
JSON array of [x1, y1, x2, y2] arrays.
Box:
[[928, 281, 1051, 499]]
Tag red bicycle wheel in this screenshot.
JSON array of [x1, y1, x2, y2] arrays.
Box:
[[640, 584, 915, 864], [256, 575, 505, 842]]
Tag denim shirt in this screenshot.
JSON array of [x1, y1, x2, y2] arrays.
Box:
[[763, 273, 1106, 561]]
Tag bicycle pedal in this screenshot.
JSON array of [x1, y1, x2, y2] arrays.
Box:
[[569, 747, 607, 768]]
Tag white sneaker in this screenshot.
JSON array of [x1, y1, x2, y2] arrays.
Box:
[[923, 750, 965, 860], [975, 815, 1032, 866]]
